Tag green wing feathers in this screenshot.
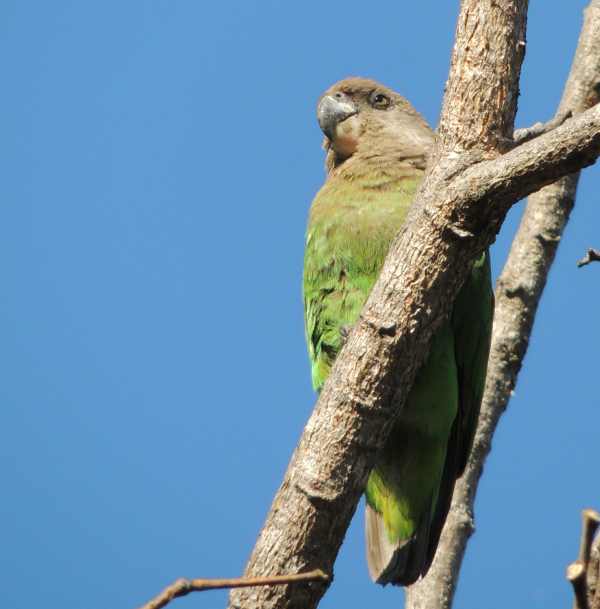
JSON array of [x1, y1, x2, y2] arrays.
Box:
[[451, 252, 494, 475], [304, 173, 418, 390]]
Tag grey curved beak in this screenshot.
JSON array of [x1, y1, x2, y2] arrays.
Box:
[[317, 95, 358, 140]]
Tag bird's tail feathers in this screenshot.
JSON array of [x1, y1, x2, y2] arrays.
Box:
[[365, 502, 432, 586]]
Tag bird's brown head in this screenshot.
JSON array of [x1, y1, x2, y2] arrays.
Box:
[[317, 77, 434, 170]]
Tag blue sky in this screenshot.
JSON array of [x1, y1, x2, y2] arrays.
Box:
[[1, 2, 599, 608]]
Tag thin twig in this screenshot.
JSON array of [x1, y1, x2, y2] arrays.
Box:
[[568, 560, 591, 609], [577, 248, 600, 267], [513, 111, 573, 145], [138, 569, 329, 609]]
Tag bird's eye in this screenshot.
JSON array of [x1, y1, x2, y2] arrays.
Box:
[[370, 92, 391, 109]]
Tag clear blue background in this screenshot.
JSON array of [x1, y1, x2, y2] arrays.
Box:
[[1, 2, 599, 608]]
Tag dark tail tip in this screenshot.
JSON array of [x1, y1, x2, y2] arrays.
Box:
[[365, 504, 431, 586]]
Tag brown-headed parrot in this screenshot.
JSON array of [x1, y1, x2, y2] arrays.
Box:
[[303, 77, 493, 585]]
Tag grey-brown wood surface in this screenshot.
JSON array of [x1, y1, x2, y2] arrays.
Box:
[[405, 4, 600, 607]]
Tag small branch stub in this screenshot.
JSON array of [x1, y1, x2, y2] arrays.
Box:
[[577, 248, 600, 267], [513, 111, 573, 145], [568, 561, 590, 609], [138, 570, 329, 609]]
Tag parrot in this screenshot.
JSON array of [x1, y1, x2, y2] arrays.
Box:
[[303, 77, 493, 586]]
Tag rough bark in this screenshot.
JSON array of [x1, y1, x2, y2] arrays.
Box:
[[405, 3, 600, 609], [589, 530, 600, 609], [437, 0, 526, 152], [228, 3, 600, 609]]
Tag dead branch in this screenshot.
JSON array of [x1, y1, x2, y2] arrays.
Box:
[[405, 3, 600, 609], [228, 3, 600, 608], [137, 570, 328, 609]]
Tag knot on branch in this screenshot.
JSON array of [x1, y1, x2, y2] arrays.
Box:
[[378, 322, 397, 337], [447, 223, 475, 240], [588, 81, 600, 107], [500, 283, 529, 299], [535, 231, 561, 245], [449, 502, 475, 537], [359, 314, 398, 340]]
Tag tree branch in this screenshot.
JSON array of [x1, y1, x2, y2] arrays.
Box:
[[137, 570, 328, 609], [589, 534, 600, 609], [405, 3, 600, 609], [577, 247, 600, 266], [228, 3, 600, 608], [579, 509, 600, 567], [437, 0, 527, 152], [513, 111, 573, 145], [566, 509, 600, 609], [568, 561, 590, 609]]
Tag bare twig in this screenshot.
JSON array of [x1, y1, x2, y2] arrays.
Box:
[[577, 248, 600, 267], [513, 110, 573, 145], [138, 570, 328, 609]]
